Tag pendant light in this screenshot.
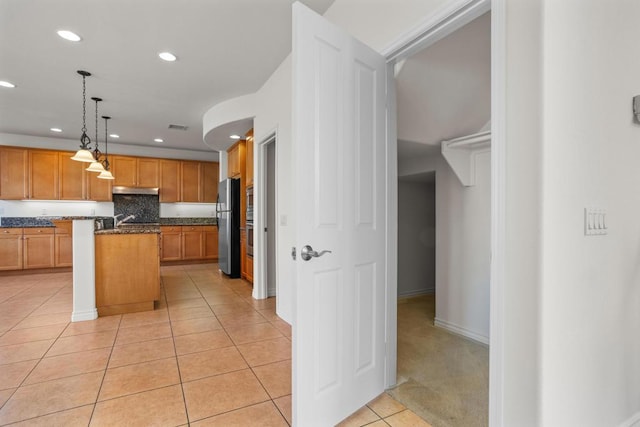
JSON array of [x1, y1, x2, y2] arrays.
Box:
[[70, 70, 96, 162], [86, 97, 105, 172], [97, 116, 115, 180]]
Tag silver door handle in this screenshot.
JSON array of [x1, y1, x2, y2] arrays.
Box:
[[300, 245, 332, 261]]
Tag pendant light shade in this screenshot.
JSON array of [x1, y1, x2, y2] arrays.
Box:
[[97, 116, 115, 180], [71, 70, 96, 162], [86, 160, 105, 172], [70, 149, 96, 162], [97, 169, 115, 180]]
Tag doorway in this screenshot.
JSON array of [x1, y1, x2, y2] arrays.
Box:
[[253, 133, 278, 304], [392, 10, 491, 426]]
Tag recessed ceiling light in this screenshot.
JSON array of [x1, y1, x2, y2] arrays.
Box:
[[50, 128, 62, 133], [230, 134, 241, 140], [154, 138, 164, 143], [158, 52, 177, 62], [109, 134, 120, 138], [0, 80, 16, 88], [57, 30, 82, 42]]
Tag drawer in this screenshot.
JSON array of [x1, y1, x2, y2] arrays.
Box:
[[182, 225, 201, 232], [0, 228, 23, 236], [160, 226, 181, 233], [23, 227, 55, 235], [53, 220, 72, 235]]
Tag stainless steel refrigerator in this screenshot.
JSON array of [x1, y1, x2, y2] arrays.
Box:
[[216, 178, 241, 278]]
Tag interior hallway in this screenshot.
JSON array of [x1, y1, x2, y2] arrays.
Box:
[[0, 264, 430, 426]]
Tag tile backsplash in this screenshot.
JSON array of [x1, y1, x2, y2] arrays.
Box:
[[113, 194, 159, 223]]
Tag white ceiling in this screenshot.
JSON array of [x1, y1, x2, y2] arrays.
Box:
[[0, 0, 334, 153], [0, 3, 489, 160], [396, 12, 491, 158]]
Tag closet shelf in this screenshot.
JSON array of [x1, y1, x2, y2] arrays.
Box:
[[441, 130, 491, 187]]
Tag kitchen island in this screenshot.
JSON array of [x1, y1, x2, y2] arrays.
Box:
[[94, 225, 160, 316]]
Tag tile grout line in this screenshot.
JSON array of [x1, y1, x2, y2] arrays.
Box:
[[163, 265, 193, 426], [87, 313, 123, 426]]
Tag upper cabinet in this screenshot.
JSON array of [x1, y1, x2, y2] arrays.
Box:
[[0, 145, 216, 204], [227, 140, 245, 179], [0, 147, 28, 199], [59, 152, 86, 200], [159, 159, 181, 202], [112, 156, 159, 188], [29, 150, 59, 200], [246, 129, 254, 187], [181, 161, 201, 202], [202, 162, 219, 203]]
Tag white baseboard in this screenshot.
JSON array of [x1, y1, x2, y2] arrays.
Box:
[[267, 287, 277, 298], [434, 317, 489, 346], [398, 288, 435, 299], [71, 309, 98, 322], [620, 411, 640, 427]]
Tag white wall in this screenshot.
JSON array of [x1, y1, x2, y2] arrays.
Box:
[[253, 55, 294, 323], [398, 178, 436, 297], [538, 0, 640, 425], [435, 152, 490, 343]]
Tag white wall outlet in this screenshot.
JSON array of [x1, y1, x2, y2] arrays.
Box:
[[41, 208, 47, 216], [280, 214, 287, 226], [90, 208, 95, 216], [584, 207, 607, 236]]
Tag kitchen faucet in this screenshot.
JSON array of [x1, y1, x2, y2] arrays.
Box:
[[115, 214, 136, 227]]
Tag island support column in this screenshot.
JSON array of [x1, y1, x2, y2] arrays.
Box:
[[71, 219, 98, 322]]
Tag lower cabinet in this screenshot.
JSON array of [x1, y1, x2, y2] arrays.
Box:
[[23, 228, 55, 270], [0, 228, 23, 270], [95, 233, 160, 316], [0, 225, 72, 271], [160, 226, 182, 261], [53, 220, 72, 267], [160, 225, 218, 262]]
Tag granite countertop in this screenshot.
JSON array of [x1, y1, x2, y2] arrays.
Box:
[[95, 226, 161, 235], [0, 216, 216, 229], [159, 217, 216, 226], [0, 216, 111, 228]]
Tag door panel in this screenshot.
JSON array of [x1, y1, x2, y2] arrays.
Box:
[[292, 3, 388, 426]]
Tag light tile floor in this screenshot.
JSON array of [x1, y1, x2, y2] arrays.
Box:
[[0, 263, 429, 426]]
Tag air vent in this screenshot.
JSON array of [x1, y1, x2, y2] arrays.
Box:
[[168, 124, 188, 131]]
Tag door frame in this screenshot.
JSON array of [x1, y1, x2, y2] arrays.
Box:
[[253, 131, 278, 302], [380, 0, 504, 424]]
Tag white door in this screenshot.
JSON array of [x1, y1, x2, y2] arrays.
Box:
[[292, 3, 388, 426]]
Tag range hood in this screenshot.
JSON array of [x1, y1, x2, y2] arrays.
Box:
[[112, 186, 159, 195]]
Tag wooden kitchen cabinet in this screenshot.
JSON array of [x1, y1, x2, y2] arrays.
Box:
[[227, 140, 245, 179], [160, 159, 181, 202], [0, 147, 28, 199], [160, 225, 218, 262], [246, 130, 254, 186], [59, 152, 87, 200], [87, 171, 112, 201], [23, 227, 55, 269], [181, 161, 202, 202], [182, 226, 203, 259], [137, 158, 160, 187], [0, 228, 23, 270], [245, 254, 253, 283], [160, 226, 182, 261], [240, 229, 247, 279], [202, 162, 219, 203], [112, 156, 159, 188], [53, 220, 73, 267], [29, 150, 59, 200], [95, 233, 160, 316], [203, 226, 218, 259], [111, 156, 137, 187]]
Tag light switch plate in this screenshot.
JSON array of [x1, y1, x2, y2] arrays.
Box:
[[584, 207, 607, 236]]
